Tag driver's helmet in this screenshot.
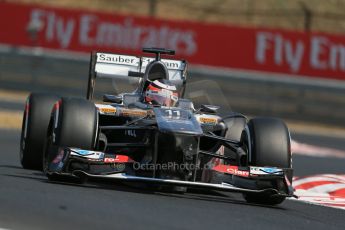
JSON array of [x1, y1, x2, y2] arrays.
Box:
[[144, 79, 178, 107]]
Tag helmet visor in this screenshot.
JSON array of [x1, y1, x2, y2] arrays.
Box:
[[145, 89, 178, 107]]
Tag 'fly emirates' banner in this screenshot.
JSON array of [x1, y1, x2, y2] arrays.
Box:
[[1, 2, 345, 80]]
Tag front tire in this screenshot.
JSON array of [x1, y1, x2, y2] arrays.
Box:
[[52, 98, 98, 149], [244, 118, 291, 168], [242, 117, 291, 205], [44, 97, 98, 181]]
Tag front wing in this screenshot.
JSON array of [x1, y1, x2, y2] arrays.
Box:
[[47, 147, 294, 198]]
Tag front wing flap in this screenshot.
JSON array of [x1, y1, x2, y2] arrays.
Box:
[[69, 171, 291, 197]]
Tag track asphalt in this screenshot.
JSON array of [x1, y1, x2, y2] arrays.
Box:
[[0, 129, 344, 230]]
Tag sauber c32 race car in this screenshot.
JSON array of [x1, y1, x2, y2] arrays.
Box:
[[20, 48, 294, 205]]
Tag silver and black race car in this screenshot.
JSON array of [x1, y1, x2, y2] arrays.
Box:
[[20, 48, 294, 205]]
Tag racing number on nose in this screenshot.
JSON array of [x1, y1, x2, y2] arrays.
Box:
[[165, 109, 181, 119]]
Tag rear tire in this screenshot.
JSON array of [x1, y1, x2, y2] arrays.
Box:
[[20, 93, 59, 170], [223, 116, 246, 142], [223, 116, 246, 162], [242, 117, 291, 205], [198, 115, 246, 182]]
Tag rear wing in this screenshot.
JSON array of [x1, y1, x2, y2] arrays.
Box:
[[87, 52, 187, 100]]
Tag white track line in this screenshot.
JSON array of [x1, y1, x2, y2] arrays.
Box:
[[291, 140, 345, 159]]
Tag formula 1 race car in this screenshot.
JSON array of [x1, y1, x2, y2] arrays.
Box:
[[20, 48, 294, 205]]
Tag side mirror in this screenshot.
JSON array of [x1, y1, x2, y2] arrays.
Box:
[[177, 99, 195, 111], [200, 104, 220, 114], [103, 94, 123, 104]]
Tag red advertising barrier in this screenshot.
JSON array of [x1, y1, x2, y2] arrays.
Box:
[[1, 2, 345, 80]]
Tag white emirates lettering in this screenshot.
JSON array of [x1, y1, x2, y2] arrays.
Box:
[[256, 32, 345, 73], [27, 9, 197, 56], [29, 9, 75, 48]]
